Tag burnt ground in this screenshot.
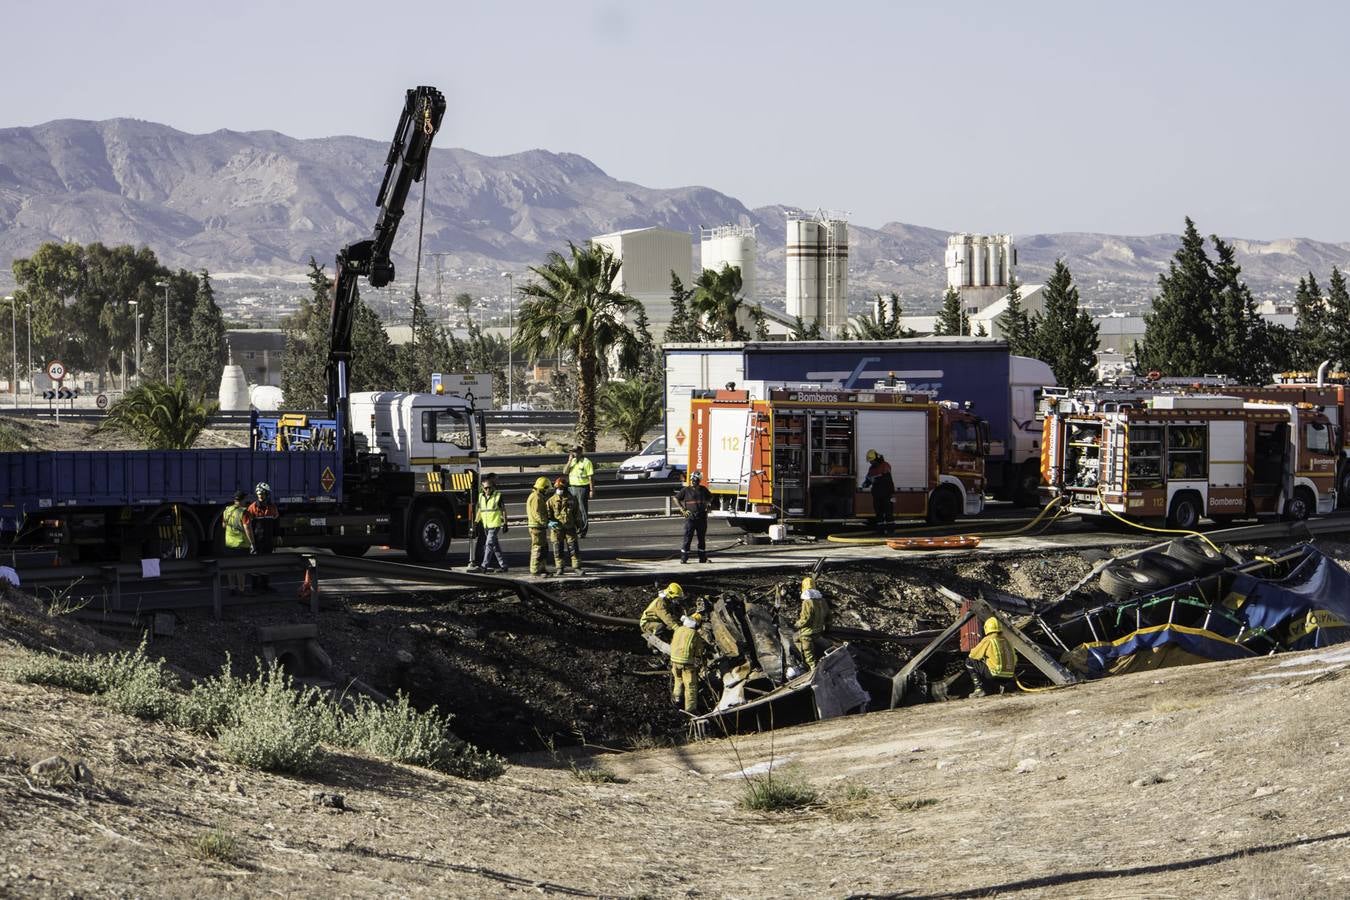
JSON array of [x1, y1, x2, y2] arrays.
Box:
[[127, 552, 1096, 756]]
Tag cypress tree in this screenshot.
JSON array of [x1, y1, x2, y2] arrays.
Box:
[[1034, 260, 1099, 388], [1326, 267, 1350, 371], [934, 287, 966, 336], [662, 272, 704, 343], [1136, 218, 1216, 377], [177, 269, 227, 396], [1293, 272, 1331, 370], [998, 275, 1037, 356]]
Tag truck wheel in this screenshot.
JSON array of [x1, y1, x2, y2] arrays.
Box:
[[408, 507, 451, 562], [1012, 465, 1041, 508], [1282, 488, 1315, 522], [1162, 537, 1227, 573], [143, 512, 200, 560], [1166, 493, 1203, 530], [1339, 467, 1350, 509], [926, 487, 961, 525]]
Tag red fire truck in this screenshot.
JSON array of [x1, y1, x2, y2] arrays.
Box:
[[1040, 394, 1338, 527], [688, 387, 986, 531]]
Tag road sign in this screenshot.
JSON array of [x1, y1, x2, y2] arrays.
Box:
[[431, 373, 443, 393], [42, 388, 78, 401], [46, 360, 66, 382], [96, 393, 109, 410]]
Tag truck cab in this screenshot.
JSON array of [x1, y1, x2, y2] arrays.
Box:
[[348, 391, 486, 473]]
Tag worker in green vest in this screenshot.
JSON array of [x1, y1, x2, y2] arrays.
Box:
[[564, 444, 594, 537], [468, 473, 509, 573], [221, 490, 251, 595], [794, 576, 830, 670], [669, 612, 707, 714], [966, 616, 1017, 696], [526, 476, 558, 578]]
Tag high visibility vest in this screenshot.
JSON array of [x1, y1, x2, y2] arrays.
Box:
[[222, 504, 248, 549], [476, 490, 506, 529], [565, 456, 594, 486], [670, 625, 705, 666], [970, 633, 1016, 678]]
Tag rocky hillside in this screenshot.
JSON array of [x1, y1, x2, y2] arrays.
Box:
[[3, 118, 1350, 308]]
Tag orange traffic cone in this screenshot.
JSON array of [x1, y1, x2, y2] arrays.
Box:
[[298, 567, 317, 604]]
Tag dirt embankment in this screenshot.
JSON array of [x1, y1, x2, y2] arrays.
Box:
[[1, 572, 1349, 897]]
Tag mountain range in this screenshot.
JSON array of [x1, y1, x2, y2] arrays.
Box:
[[3, 117, 1349, 313]]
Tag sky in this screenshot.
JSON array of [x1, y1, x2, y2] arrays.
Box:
[[5, 0, 1349, 241]]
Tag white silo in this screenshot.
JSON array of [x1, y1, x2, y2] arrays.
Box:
[[785, 217, 821, 323], [785, 212, 849, 336], [824, 218, 849, 334], [700, 224, 758, 306], [946, 232, 1016, 314]]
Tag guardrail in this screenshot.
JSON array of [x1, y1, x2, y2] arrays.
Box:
[[1, 406, 582, 430]]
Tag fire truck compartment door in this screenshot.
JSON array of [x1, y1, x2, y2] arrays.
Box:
[[1208, 421, 1246, 487], [706, 407, 753, 487], [858, 410, 929, 490]]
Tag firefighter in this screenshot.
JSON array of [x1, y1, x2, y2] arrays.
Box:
[[547, 476, 583, 575], [861, 449, 895, 531], [966, 616, 1017, 696], [526, 476, 557, 578], [669, 611, 707, 714], [794, 576, 830, 670], [243, 482, 280, 593], [640, 582, 685, 641], [674, 471, 714, 563]]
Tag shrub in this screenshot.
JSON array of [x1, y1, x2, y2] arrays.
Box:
[[338, 692, 504, 780], [216, 662, 327, 775], [569, 762, 619, 784], [193, 829, 241, 864], [739, 772, 818, 812], [9, 641, 178, 721], [174, 656, 247, 736], [9, 653, 107, 695]]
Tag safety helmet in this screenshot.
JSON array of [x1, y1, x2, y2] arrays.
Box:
[[691, 612, 704, 623], [534, 476, 551, 491], [665, 582, 684, 598], [866, 449, 878, 462], [984, 616, 1002, 635], [554, 476, 568, 488], [690, 472, 702, 483], [801, 576, 814, 591], [255, 482, 271, 495]]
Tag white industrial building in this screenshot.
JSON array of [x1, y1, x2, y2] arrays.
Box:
[[786, 212, 849, 337], [590, 227, 693, 336], [946, 233, 1016, 315]]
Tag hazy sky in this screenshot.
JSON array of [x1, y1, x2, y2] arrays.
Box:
[[6, 0, 1348, 240]]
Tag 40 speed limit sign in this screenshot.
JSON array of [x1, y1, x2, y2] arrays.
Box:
[[46, 360, 66, 382]]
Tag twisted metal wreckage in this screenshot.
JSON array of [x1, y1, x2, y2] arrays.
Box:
[[651, 536, 1350, 736]]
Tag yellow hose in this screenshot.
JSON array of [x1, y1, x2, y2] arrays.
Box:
[[1092, 488, 1222, 554], [824, 495, 1070, 545]]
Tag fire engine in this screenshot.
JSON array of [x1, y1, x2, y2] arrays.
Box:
[[1040, 393, 1337, 527], [688, 387, 986, 531]]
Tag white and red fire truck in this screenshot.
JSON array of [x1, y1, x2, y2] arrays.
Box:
[[688, 387, 986, 531], [1040, 394, 1337, 527]]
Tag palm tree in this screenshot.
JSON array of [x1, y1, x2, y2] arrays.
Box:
[[515, 242, 643, 451], [598, 378, 663, 452], [691, 264, 748, 341], [98, 378, 217, 449]]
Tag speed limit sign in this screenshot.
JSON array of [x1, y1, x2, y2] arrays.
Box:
[[46, 360, 66, 382], [96, 393, 109, 410]]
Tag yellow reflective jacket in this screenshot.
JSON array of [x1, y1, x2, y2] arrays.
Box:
[[795, 591, 829, 637], [476, 489, 506, 529], [969, 633, 1016, 678], [641, 595, 680, 630], [222, 504, 248, 549], [565, 456, 594, 486], [526, 489, 550, 527], [669, 624, 706, 667]]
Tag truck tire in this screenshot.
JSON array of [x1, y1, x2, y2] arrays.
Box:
[[1339, 466, 1350, 509], [1163, 537, 1227, 573], [142, 510, 200, 560], [1098, 551, 1194, 600], [926, 487, 962, 525], [407, 506, 451, 562], [1282, 487, 1315, 522], [1012, 463, 1041, 508], [1166, 492, 1203, 530]]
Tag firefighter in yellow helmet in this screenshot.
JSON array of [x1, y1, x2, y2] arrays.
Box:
[[640, 582, 685, 641], [794, 576, 830, 671], [546, 476, 582, 575], [669, 611, 707, 714], [966, 616, 1017, 696], [526, 476, 558, 578]]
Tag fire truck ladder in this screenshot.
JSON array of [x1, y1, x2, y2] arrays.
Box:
[[732, 411, 771, 516]]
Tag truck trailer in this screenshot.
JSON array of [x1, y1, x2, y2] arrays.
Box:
[[0, 87, 472, 563], [664, 339, 1052, 505], [689, 386, 986, 530]]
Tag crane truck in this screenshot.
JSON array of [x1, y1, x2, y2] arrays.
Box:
[[0, 86, 482, 563]]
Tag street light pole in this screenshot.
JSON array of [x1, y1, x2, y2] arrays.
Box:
[[155, 280, 170, 381], [129, 300, 140, 389], [502, 272, 513, 410], [5, 296, 15, 408], [25, 299, 32, 405]]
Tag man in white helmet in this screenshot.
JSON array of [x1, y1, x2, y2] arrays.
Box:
[[243, 482, 280, 593]]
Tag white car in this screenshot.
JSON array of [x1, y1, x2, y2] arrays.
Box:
[[616, 436, 676, 480]]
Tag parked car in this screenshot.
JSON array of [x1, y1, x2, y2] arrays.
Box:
[[616, 436, 676, 480]]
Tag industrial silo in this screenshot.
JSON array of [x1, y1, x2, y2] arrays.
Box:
[[700, 224, 758, 306], [786, 217, 820, 322], [785, 212, 848, 335]]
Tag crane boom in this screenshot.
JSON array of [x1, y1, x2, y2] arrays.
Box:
[[326, 85, 447, 453]]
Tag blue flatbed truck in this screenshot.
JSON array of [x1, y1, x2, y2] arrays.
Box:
[[0, 87, 474, 563]]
